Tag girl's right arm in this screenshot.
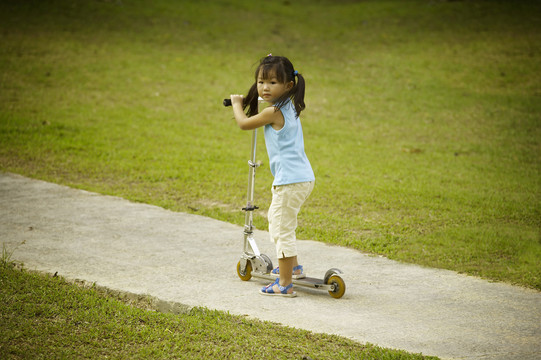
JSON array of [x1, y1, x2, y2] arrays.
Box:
[[230, 95, 283, 131]]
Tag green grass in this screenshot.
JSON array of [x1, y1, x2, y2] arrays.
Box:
[[0, 0, 539, 292], [0, 264, 437, 359]]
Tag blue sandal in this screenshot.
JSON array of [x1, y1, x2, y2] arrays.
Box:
[[260, 278, 297, 297], [270, 265, 306, 279]]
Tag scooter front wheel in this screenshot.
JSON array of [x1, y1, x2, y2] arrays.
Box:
[[236, 260, 252, 281]]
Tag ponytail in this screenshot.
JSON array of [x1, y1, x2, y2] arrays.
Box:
[[291, 72, 306, 116], [244, 83, 259, 117]]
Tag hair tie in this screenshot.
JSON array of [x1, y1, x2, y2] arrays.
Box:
[[293, 70, 298, 76], [267, 53, 272, 57]]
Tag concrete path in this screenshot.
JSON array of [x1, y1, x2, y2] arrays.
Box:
[[1, 172, 540, 360]]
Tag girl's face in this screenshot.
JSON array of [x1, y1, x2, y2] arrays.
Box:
[[257, 69, 293, 104]]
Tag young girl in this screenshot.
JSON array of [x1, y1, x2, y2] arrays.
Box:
[[230, 55, 315, 297]]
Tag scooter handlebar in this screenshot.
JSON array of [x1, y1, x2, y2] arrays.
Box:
[[223, 97, 263, 107]]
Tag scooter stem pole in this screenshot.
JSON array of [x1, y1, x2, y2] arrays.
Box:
[[241, 97, 264, 254], [245, 129, 258, 223]]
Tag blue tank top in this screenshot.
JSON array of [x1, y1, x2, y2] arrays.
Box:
[[264, 100, 315, 186]]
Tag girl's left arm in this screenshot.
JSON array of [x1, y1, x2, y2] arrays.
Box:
[[230, 95, 280, 130]]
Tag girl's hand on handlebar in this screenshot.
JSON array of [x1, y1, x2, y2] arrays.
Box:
[[230, 94, 244, 106]]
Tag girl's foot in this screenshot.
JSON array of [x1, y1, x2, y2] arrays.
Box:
[[270, 265, 306, 279], [260, 278, 297, 297]]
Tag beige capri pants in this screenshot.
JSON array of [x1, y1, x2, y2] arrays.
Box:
[[268, 181, 314, 259]]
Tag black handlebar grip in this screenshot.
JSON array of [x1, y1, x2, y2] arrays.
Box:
[[223, 99, 232, 107]]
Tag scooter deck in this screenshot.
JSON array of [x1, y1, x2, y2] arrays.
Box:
[[251, 272, 334, 291]]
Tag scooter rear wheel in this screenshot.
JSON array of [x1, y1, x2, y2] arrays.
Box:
[[236, 260, 252, 281], [326, 274, 346, 299]]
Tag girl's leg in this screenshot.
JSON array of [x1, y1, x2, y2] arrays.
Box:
[[279, 256, 295, 287], [266, 182, 314, 294], [266, 256, 295, 295]]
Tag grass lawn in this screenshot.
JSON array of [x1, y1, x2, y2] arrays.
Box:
[[0, 2, 539, 287]]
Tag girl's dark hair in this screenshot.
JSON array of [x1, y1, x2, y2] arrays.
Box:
[[244, 55, 306, 117]]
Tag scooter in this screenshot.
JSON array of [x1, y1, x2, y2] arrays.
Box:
[[223, 97, 346, 299]]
